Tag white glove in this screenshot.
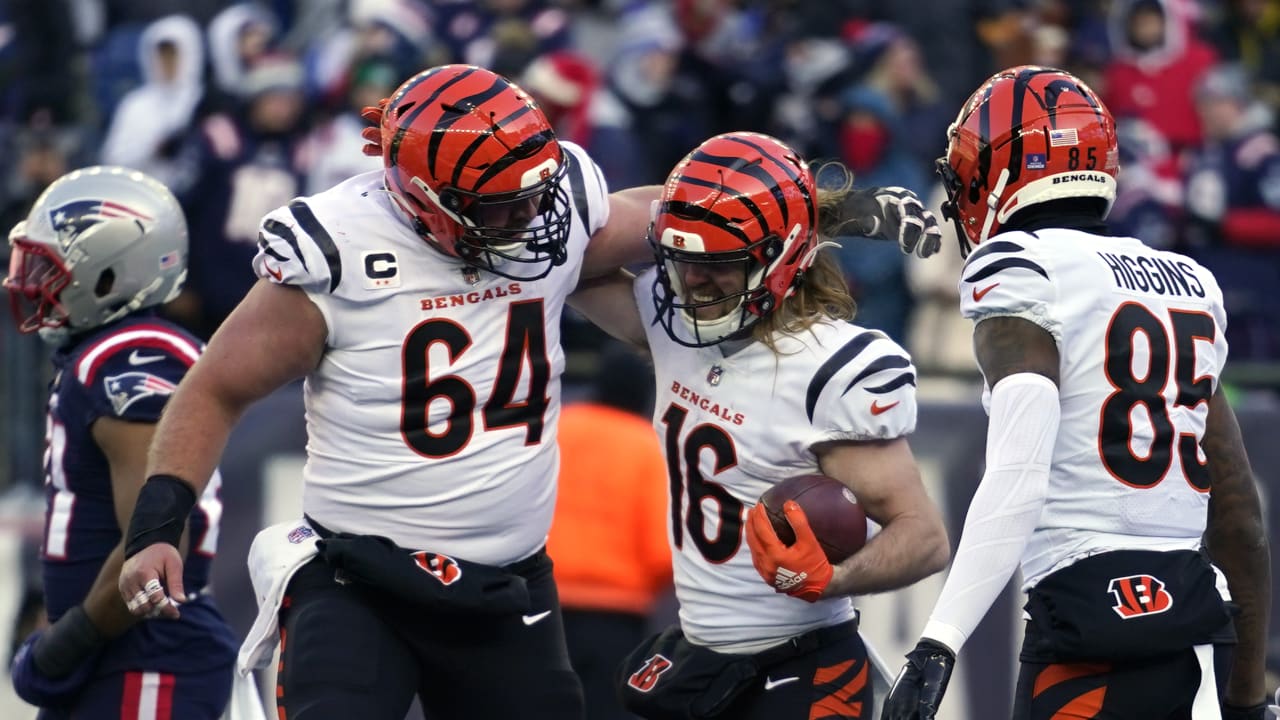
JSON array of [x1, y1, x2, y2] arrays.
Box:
[[849, 186, 944, 259]]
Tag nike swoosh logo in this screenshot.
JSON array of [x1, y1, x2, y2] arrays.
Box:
[[870, 400, 899, 416], [128, 350, 165, 365], [264, 263, 284, 282], [522, 610, 552, 626], [764, 676, 800, 691], [972, 282, 1000, 301]]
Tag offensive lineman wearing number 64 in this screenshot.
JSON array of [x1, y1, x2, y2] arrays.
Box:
[[117, 64, 663, 720], [881, 66, 1271, 720]]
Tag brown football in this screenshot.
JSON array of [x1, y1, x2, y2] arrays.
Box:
[[759, 474, 868, 564]]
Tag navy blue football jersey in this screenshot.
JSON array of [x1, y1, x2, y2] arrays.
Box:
[[42, 313, 235, 675]]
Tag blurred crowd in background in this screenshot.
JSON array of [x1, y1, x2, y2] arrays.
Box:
[[2, 0, 1280, 488]]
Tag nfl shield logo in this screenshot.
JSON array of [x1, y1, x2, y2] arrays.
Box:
[[462, 266, 481, 285], [707, 365, 723, 386]]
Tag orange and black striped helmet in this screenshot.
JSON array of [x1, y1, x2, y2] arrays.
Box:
[[650, 132, 819, 347], [377, 64, 571, 279], [939, 65, 1119, 254]]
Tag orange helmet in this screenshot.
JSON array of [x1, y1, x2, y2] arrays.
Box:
[[938, 65, 1119, 253], [377, 64, 571, 279], [650, 132, 819, 347]]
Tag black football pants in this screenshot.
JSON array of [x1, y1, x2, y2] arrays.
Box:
[[275, 553, 584, 720]]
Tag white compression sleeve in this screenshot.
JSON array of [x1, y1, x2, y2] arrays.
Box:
[[920, 372, 1060, 654]]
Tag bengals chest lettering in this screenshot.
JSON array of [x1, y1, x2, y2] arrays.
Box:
[[420, 282, 522, 311], [668, 380, 746, 425]]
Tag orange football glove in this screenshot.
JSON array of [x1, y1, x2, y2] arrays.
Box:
[[360, 98, 390, 157], [744, 501, 833, 603]]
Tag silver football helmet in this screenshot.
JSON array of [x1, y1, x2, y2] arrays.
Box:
[[5, 166, 188, 345]]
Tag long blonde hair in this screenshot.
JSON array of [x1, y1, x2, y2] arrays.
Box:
[[752, 162, 859, 353]]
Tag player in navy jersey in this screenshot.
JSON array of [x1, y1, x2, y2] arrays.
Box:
[[118, 64, 661, 720], [567, 131, 950, 719], [5, 166, 236, 718], [882, 66, 1270, 720]]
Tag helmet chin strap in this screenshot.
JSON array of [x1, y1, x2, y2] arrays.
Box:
[[98, 275, 164, 329], [979, 168, 1011, 244]]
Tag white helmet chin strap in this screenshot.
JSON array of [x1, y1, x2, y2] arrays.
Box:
[[979, 168, 1011, 244]]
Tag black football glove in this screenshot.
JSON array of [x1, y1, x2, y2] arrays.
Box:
[[880, 639, 956, 720], [844, 186, 943, 259], [1221, 702, 1267, 720]]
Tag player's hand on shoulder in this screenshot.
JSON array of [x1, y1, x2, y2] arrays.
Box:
[[881, 639, 956, 720], [10, 607, 106, 707], [846, 186, 943, 259], [743, 502, 832, 602], [119, 543, 185, 620]]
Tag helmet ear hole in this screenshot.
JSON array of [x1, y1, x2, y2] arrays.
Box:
[[94, 268, 115, 298]]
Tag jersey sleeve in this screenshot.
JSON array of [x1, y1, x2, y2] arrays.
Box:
[[804, 330, 918, 446], [1192, 258, 1231, 392], [253, 199, 344, 294], [73, 330, 201, 424], [958, 234, 1062, 344], [559, 140, 611, 237]]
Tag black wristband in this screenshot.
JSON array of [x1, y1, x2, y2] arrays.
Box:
[[124, 474, 197, 558], [32, 605, 106, 678]]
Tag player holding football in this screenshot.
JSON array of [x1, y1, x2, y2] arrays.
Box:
[[5, 167, 236, 717], [572, 131, 951, 719], [117, 65, 661, 719], [882, 66, 1271, 720]]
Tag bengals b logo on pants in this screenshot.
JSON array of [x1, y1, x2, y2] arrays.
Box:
[[627, 654, 673, 692], [1108, 574, 1173, 618]]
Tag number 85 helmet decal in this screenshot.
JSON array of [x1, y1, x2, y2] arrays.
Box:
[[938, 65, 1120, 254]]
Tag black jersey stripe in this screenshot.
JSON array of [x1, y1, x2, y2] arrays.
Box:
[[865, 371, 917, 395], [963, 256, 1049, 283], [262, 219, 309, 273], [805, 331, 878, 423], [287, 201, 342, 293], [563, 150, 590, 233], [965, 240, 1025, 264], [257, 232, 290, 262], [842, 355, 911, 397]]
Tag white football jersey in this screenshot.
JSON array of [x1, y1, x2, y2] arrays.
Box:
[[634, 268, 918, 652], [959, 229, 1228, 588], [252, 141, 610, 565]]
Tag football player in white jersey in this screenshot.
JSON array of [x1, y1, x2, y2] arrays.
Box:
[[117, 65, 662, 719], [882, 66, 1271, 720], [570, 131, 951, 719]]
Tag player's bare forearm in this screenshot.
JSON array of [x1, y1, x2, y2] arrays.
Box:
[[816, 439, 949, 597], [145, 365, 244, 494], [973, 316, 1059, 386], [1202, 390, 1270, 704], [825, 509, 949, 596], [149, 281, 325, 490], [568, 271, 648, 349], [581, 185, 663, 278]]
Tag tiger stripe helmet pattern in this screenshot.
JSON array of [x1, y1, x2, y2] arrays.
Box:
[[650, 132, 819, 347], [378, 64, 571, 280], [938, 65, 1119, 254]]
